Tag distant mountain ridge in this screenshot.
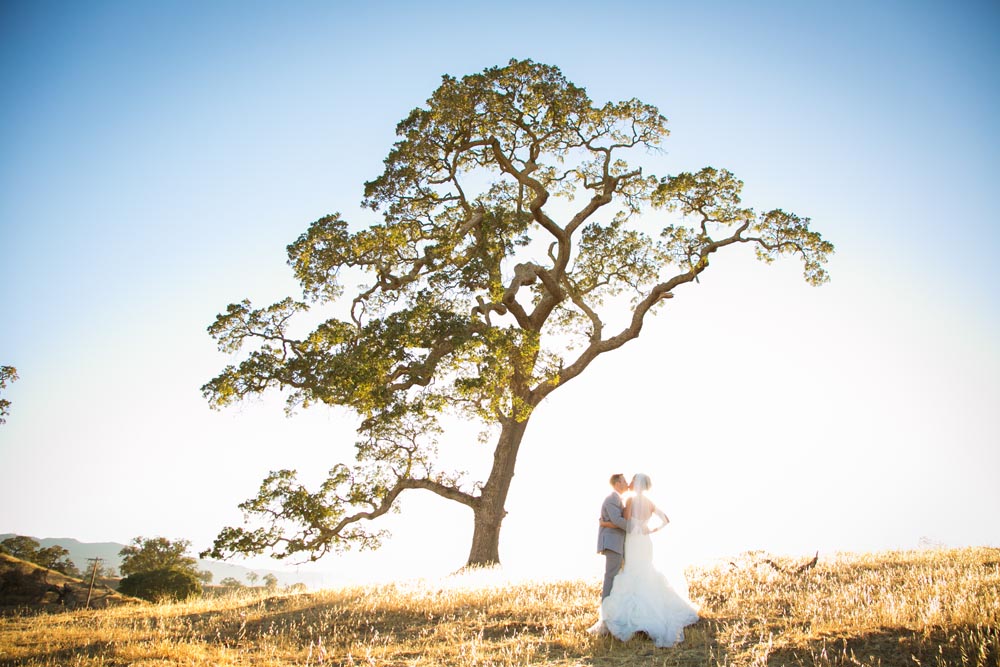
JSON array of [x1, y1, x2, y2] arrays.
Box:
[[0, 534, 325, 589]]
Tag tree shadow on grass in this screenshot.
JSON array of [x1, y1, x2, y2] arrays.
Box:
[[0, 643, 118, 667], [766, 625, 1000, 667], [581, 620, 999, 667], [579, 617, 717, 667], [186, 594, 717, 665], [173, 593, 566, 652]]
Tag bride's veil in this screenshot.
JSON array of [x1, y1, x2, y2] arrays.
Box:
[[629, 473, 651, 533]]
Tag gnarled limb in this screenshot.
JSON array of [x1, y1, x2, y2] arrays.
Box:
[[202, 471, 478, 562]]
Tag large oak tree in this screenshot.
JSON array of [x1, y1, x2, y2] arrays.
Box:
[[202, 59, 832, 567]]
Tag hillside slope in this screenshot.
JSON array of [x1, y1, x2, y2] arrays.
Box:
[[0, 553, 134, 612], [0, 534, 325, 589], [0, 547, 997, 666]]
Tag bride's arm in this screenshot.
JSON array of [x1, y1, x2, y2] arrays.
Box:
[[647, 502, 670, 533], [624, 497, 633, 521]]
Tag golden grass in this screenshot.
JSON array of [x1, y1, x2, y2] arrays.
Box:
[[0, 547, 996, 666]]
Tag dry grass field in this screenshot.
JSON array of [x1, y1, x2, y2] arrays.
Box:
[[1, 547, 997, 667]]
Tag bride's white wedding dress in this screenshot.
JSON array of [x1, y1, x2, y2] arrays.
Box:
[[597, 515, 699, 647]]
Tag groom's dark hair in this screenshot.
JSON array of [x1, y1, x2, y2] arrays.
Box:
[[609, 473, 626, 486]]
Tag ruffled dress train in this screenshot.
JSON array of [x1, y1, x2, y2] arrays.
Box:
[[597, 526, 699, 647]]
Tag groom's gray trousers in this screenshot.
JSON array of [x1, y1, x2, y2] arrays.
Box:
[[597, 490, 628, 599], [602, 549, 623, 598]]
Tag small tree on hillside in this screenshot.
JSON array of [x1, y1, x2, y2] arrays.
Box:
[[1, 535, 40, 561], [202, 59, 833, 568], [263, 573, 279, 590], [0, 536, 79, 577], [34, 545, 81, 578]]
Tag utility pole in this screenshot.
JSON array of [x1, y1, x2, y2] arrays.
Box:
[[86, 558, 102, 609]]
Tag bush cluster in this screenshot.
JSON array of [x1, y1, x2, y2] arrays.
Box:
[[118, 568, 202, 602]]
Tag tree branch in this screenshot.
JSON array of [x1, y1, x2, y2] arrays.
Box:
[[489, 138, 565, 242], [529, 221, 749, 404], [327, 477, 477, 537]]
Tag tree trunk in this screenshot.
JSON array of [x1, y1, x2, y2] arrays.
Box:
[[465, 417, 530, 567]]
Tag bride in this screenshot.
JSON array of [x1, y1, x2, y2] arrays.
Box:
[[591, 473, 699, 647]]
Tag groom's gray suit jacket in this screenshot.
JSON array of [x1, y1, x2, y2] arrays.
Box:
[[597, 491, 628, 555]]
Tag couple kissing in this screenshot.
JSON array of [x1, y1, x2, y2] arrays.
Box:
[[589, 472, 699, 648]]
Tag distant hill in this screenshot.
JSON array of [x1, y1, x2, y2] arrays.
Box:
[[0, 534, 326, 589]]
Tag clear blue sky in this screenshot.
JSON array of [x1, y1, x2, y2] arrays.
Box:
[[2, 1, 998, 584]]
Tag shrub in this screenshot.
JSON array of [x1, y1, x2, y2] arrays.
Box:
[[118, 567, 202, 602]]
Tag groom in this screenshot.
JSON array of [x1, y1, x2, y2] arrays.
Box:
[[597, 473, 629, 599]]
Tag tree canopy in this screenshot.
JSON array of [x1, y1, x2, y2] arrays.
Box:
[[202, 59, 832, 567], [1, 535, 81, 577], [0, 535, 40, 561], [118, 568, 202, 602], [119, 536, 210, 583]]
